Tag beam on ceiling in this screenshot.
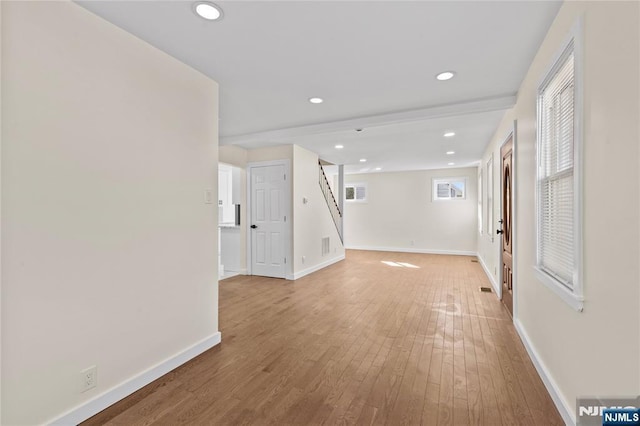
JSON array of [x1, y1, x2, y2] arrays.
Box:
[[220, 94, 516, 146]]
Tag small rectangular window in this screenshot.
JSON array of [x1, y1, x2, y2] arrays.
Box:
[[345, 183, 367, 202], [433, 178, 466, 201]]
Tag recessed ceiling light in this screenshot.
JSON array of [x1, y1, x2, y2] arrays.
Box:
[[375, 167, 382, 171], [448, 162, 455, 166], [446, 151, 455, 155], [436, 71, 456, 81], [194, 2, 223, 20], [309, 97, 324, 104], [359, 158, 367, 163], [444, 132, 456, 137], [335, 144, 344, 149]]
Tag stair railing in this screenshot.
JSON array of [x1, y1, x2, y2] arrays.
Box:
[[318, 160, 343, 242]]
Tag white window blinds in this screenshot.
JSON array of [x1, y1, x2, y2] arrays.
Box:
[[478, 170, 483, 234], [433, 178, 466, 200], [537, 45, 575, 290]]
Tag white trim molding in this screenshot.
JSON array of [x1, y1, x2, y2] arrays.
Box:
[[510, 121, 519, 319], [477, 254, 500, 296], [514, 320, 575, 426], [345, 246, 477, 257], [534, 267, 584, 311], [221, 95, 516, 146], [47, 332, 222, 426], [287, 254, 345, 280]]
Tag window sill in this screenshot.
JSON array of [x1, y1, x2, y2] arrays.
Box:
[[534, 267, 583, 312]]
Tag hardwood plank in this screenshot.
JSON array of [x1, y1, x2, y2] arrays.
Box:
[[81, 251, 562, 426]]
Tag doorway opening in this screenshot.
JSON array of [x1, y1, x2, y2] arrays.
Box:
[[218, 162, 243, 280]]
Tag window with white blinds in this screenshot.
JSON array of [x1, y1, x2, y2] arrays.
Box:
[[486, 156, 494, 240], [536, 32, 583, 309], [478, 170, 483, 234], [432, 178, 466, 201]]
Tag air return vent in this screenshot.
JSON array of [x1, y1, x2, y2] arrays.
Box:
[[321, 237, 330, 257]]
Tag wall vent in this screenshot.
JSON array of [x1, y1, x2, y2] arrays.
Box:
[[321, 237, 330, 257]]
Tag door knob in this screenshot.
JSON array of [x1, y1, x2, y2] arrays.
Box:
[[250, 224, 258, 229], [496, 229, 504, 235]]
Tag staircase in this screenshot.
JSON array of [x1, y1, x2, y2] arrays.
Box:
[[318, 160, 343, 243]]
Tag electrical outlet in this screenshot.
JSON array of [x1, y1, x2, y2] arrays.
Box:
[[302, 256, 306, 264], [410, 240, 415, 246], [80, 366, 97, 393]]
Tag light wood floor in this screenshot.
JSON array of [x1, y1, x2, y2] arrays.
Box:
[[84, 250, 563, 425]]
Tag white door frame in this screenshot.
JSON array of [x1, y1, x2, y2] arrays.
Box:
[[511, 120, 518, 320], [246, 159, 292, 279], [498, 120, 518, 320]]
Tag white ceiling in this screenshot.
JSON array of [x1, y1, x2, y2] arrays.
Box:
[[78, 0, 562, 172]]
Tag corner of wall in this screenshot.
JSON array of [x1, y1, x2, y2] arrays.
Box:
[[2, 2, 220, 423], [219, 145, 248, 168], [477, 252, 500, 295], [514, 320, 575, 426], [47, 333, 222, 425], [291, 145, 345, 278]]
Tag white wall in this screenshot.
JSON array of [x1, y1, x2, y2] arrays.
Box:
[[344, 167, 478, 255], [292, 146, 345, 278], [218, 164, 234, 224], [219, 145, 249, 169], [218, 163, 242, 275], [477, 2, 640, 423], [1, 2, 219, 424], [247, 145, 294, 164]]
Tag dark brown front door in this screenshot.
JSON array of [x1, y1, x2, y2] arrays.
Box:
[[500, 135, 514, 316]]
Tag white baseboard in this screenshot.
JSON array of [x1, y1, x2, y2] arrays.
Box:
[[48, 332, 222, 426], [514, 320, 574, 426], [477, 254, 501, 296], [286, 254, 345, 280], [345, 245, 477, 257]]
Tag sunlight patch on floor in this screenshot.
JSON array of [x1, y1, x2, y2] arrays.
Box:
[[381, 260, 420, 269]]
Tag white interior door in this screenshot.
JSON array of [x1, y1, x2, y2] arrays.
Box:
[[249, 163, 287, 278]]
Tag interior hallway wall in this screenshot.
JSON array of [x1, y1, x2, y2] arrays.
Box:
[[344, 167, 478, 255], [2, 2, 219, 424], [477, 2, 640, 423]]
